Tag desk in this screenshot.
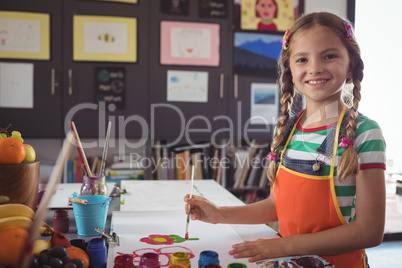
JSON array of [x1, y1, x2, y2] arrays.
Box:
[[45, 181, 278, 267], [108, 180, 278, 268]]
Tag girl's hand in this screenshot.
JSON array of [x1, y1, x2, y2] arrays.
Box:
[[184, 194, 222, 224], [229, 238, 282, 262]]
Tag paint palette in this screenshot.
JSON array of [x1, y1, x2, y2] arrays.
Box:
[[257, 255, 335, 268]]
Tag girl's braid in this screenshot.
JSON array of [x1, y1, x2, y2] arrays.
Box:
[[267, 69, 294, 183], [337, 58, 364, 181]]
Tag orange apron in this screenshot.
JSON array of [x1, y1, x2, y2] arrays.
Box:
[[273, 105, 367, 268]]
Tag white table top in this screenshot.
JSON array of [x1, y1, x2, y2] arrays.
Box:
[[108, 180, 278, 268]]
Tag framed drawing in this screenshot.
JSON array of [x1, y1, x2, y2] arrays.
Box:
[[233, 31, 282, 77], [0, 11, 50, 60], [160, 21, 220, 66], [233, 0, 303, 31], [161, 0, 190, 15], [73, 15, 137, 62]]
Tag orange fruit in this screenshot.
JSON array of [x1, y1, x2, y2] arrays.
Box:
[[66, 246, 90, 268], [0, 225, 28, 266], [0, 137, 26, 164]]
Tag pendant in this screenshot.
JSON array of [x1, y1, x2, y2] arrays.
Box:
[[312, 162, 320, 171]]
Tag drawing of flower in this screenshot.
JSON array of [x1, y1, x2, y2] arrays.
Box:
[[140, 234, 175, 245]]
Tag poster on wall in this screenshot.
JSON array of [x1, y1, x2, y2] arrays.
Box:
[[233, 0, 300, 31], [233, 31, 282, 77], [167, 70, 208, 102], [160, 21, 220, 66], [95, 67, 125, 110], [0, 11, 50, 60], [250, 83, 278, 125], [199, 0, 228, 18], [161, 0, 190, 15]]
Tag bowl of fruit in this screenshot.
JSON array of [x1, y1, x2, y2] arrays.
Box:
[[0, 125, 40, 211]]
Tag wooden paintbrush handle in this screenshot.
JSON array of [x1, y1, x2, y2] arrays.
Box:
[[69, 197, 87, 205]]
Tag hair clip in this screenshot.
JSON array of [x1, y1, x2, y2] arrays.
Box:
[[342, 20, 353, 41], [267, 153, 278, 161], [341, 137, 354, 149], [282, 29, 289, 50]]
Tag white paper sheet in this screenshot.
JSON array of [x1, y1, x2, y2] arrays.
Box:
[[120, 180, 244, 212], [110, 210, 260, 268], [167, 70, 208, 102], [0, 62, 34, 108], [250, 83, 279, 125]]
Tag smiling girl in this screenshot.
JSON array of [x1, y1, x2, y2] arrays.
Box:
[[185, 12, 386, 268]]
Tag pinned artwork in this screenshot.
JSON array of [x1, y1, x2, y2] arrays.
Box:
[[167, 70, 208, 103], [160, 21, 220, 66], [233, 31, 282, 77], [0, 11, 50, 60], [73, 15, 137, 62], [233, 0, 301, 31]]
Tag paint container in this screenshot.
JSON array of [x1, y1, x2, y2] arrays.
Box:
[[114, 254, 135, 268], [139, 252, 161, 268], [198, 250, 219, 268], [87, 237, 107, 268], [227, 263, 247, 268], [202, 265, 221, 268], [71, 192, 111, 236], [81, 174, 108, 196], [169, 252, 191, 268], [53, 209, 69, 233]]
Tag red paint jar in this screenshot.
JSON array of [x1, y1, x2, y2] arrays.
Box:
[[53, 209, 69, 233]]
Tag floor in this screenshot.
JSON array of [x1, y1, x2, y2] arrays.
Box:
[[366, 175, 402, 267], [366, 240, 402, 267]]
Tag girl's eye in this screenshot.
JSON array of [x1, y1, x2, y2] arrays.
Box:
[[296, 58, 307, 63], [325, 54, 337, 60]]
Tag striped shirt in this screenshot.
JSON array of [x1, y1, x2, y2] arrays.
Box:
[[283, 114, 386, 223]]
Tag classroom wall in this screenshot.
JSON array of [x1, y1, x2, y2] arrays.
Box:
[[30, 0, 350, 181]]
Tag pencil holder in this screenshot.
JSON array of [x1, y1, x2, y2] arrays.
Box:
[[71, 192, 111, 236]]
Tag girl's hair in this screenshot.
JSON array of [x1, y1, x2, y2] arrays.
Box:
[[267, 12, 364, 183], [255, 0, 278, 18]]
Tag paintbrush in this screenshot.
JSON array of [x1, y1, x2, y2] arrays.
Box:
[[185, 163, 195, 240]]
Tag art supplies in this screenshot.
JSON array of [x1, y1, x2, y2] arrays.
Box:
[[68, 121, 93, 177], [185, 164, 195, 239], [100, 121, 112, 177]]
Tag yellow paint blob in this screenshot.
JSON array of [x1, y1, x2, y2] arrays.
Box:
[[153, 237, 167, 242]]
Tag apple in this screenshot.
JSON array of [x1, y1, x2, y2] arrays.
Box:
[[22, 144, 36, 163]]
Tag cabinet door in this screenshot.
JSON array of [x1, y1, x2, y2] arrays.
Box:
[[62, 0, 149, 139], [228, 75, 277, 146], [0, 0, 63, 138], [148, 1, 232, 144]]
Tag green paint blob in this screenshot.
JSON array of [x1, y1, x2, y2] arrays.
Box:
[[120, 197, 125, 205], [169, 234, 199, 243]]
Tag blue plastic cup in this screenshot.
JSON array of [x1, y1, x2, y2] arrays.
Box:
[[71, 192, 111, 236]]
